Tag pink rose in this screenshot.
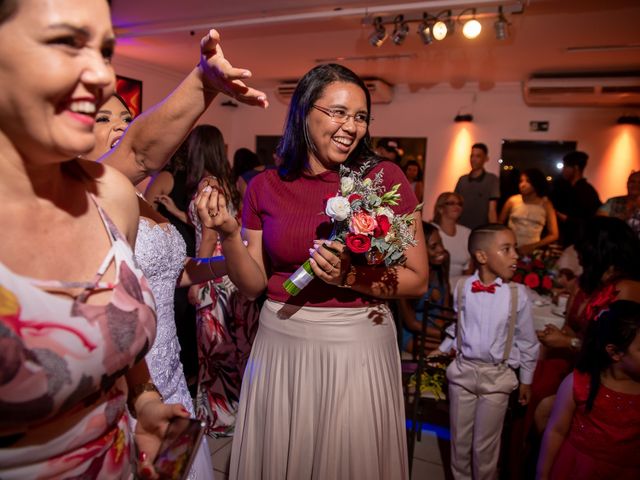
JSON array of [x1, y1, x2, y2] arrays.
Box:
[[350, 211, 377, 235], [373, 215, 391, 238], [346, 233, 371, 254]]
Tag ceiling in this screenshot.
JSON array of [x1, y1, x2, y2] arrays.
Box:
[[110, 0, 640, 89]]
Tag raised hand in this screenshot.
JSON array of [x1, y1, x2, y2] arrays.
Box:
[[198, 29, 269, 108], [194, 180, 239, 238]]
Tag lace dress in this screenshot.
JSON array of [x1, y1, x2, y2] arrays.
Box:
[[135, 218, 214, 480]]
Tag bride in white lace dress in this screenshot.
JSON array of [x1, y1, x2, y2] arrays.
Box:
[[135, 201, 218, 479]]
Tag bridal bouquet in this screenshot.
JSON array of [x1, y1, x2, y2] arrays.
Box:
[[283, 162, 420, 296]]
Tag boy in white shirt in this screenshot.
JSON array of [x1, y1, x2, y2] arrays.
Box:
[[432, 224, 539, 480]]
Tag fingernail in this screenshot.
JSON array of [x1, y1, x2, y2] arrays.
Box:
[[242, 71, 251, 78], [138, 451, 147, 462], [203, 186, 212, 192], [309, 248, 315, 256], [258, 95, 266, 101]]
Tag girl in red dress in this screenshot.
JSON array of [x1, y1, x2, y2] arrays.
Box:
[[536, 300, 640, 480]]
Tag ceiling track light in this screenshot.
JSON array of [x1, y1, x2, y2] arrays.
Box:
[[391, 14, 410, 45], [454, 113, 474, 123], [369, 16, 388, 47], [494, 6, 508, 40], [460, 8, 482, 39], [432, 10, 453, 41], [617, 114, 640, 126], [417, 13, 433, 45]]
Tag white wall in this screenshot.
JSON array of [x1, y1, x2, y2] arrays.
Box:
[[114, 57, 640, 218]]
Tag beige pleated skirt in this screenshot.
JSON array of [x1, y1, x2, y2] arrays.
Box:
[[228, 299, 408, 480]]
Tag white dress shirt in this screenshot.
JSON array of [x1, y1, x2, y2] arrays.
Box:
[[440, 273, 540, 384]]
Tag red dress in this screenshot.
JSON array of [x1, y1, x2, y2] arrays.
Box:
[[550, 370, 640, 479]]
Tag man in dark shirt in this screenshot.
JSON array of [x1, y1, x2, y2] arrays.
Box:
[[554, 150, 602, 246], [454, 143, 500, 229]]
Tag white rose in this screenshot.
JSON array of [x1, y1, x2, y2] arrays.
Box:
[[325, 196, 351, 221], [340, 177, 355, 195]]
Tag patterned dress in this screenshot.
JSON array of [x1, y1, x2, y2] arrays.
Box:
[[187, 201, 259, 436], [0, 196, 156, 479]]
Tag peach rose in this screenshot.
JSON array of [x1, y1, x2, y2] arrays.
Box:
[[350, 211, 377, 235]]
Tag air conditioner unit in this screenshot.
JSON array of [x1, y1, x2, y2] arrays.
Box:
[[275, 78, 394, 105], [523, 73, 640, 107]]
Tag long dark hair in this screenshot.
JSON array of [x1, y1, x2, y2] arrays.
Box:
[[185, 124, 240, 212], [576, 300, 640, 411], [277, 63, 377, 180], [522, 168, 548, 197], [575, 216, 640, 294]]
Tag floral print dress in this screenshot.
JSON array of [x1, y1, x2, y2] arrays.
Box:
[[0, 196, 156, 479], [188, 200, 259, 436]]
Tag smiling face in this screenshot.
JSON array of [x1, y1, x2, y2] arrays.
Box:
[[86, 95, 132, 160], [476, 229, 519, 282], [0, 0, 115, 163], [426, 230, 447, 266], [306, 81, 368, 173]]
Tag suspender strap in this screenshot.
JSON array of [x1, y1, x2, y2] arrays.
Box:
[[456, 279, 465, 353], [502, 283, 518, 363]]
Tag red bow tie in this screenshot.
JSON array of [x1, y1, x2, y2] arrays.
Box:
[[471, 280, 498, 294]]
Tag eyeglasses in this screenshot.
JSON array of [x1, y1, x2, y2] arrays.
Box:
[[443, 201, 463, 206], [312, 104, 371, 127]]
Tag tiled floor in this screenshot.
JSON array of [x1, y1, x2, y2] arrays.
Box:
[[207, 429, 450, 480]]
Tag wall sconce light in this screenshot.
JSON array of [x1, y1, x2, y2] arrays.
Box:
[[617, 114, 640, 126], [494, 6, 508, 40], [454, 113, 474, 122], [391, 14, 410, 45], [461, 9, 482, 39], [369, 16, 387, 47]]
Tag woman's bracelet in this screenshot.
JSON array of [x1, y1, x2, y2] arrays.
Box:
[[128, 382, 163, 419]]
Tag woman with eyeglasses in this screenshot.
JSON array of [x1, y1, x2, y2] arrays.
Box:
[[194, 63, 428, 479], [432, 192, 473, 289]]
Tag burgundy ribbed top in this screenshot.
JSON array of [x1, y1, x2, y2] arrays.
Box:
[[243, 160, 418, 307]]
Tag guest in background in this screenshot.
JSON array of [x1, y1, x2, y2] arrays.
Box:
[[511, 216, 640, 479], [598, 170, 640, 237], [196, 63, 428, 480], [499, 168, 559, 257], [233, 147, 265, 199], [399, 222, 452, 354], [536, 300, 640, 480], [185, 125, 260, 437], [403, 159, 424, 203], [432, 192, 473, 289], [375, 137, 403, 164], [454, 143, 500, 229], [552, 151, 601, 247]]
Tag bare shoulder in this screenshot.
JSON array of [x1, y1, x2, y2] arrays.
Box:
[[76, 159, 140, 242], [615, 279, 640, 302]]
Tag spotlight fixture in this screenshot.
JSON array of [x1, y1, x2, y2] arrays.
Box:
[[461, 9, 482, 39], [417, 13, 433, 45], [454, 113, 474, 122], [432, 10, 453, 41], [369, 16, 387, 47], [494, 6, 508, 40], [391, 15, 410, 45], [617, 114, 640, 126]]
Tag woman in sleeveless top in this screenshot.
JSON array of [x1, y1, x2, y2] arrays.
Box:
[[0, 1, 184, 477], [499, 168, 559, 257]]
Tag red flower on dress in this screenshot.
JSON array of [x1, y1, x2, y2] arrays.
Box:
[[585, 283, 620, 321], [524, 272, 540, 289], [346, 233, 371, 254]]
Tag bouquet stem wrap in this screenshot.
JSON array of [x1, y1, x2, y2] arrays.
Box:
[[283, 245, 340, 296]]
